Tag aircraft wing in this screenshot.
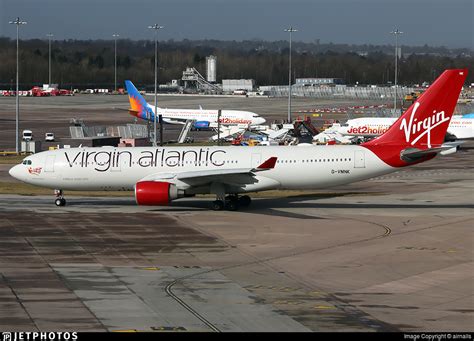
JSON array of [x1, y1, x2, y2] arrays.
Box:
[[139, 157, 277, 186]]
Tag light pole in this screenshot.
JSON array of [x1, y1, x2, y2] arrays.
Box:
[[112, 34, 119, 92], [148, 24, 164, 146], [284, 26, 297, 123], [9, 17, 27, 154], [46, 33, 53, 85], [390, 29, 403, 113]]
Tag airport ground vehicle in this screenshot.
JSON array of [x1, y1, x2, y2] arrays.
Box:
[[404, 91, 423, 103], [22, 130, 33, 141], [9, 69, 467, 209], [45, 133, 55, 142], [232, 89, 248, 96]]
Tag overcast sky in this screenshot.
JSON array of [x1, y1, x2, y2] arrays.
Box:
[[0, 0, 472, 48]]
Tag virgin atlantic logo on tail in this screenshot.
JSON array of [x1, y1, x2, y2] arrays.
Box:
[[400, 102, 450, 148]]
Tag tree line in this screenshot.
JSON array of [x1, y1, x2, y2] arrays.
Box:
[[0, 37, 472, 89]]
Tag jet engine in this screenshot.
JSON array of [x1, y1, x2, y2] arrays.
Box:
[[135, 181, 181, 205]]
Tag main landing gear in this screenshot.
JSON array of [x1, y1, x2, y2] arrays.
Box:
[[54, 189, 66, 207], [211, 195, 252, 211]]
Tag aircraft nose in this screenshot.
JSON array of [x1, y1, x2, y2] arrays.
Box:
[[258, 117, 266, 124], [9, 165, 22, 180]]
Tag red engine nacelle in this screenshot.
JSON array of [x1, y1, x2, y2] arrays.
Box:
[[135, 181, 180, 206]]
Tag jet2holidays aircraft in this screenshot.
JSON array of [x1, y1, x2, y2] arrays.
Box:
[[124, 80, 265, 129]]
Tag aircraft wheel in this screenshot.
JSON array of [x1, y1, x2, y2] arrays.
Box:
[[211, 200, 225, 211], [55, 198, 66, 207], [239, 195, 251, 207], [226, 199, 240, 211]]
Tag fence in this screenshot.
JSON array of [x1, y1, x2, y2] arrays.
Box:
[[262, 85, 418, 100], [69, 124, 148, 139]]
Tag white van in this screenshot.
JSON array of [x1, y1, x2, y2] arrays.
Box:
[[45, 133, 55, 142], [22, 130, 33, 141]]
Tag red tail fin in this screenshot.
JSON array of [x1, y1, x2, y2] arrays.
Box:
[[363, 69, 467, 167]]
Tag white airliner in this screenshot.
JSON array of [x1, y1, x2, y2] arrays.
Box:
[[9, 69, 467, 210], [125, 81, 265, 129], [333, 113, 474, 141]]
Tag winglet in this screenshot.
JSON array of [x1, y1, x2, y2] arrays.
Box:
[[254, 157, 277, 171]]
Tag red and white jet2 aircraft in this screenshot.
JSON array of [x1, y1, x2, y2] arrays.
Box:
[[9, 69, 467, 210]]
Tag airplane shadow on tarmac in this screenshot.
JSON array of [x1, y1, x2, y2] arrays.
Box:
[[70, 192, 474, 220]]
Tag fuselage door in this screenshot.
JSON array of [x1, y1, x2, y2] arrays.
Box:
[[354, 150, 365, 168], [44, 155, 55, 172]]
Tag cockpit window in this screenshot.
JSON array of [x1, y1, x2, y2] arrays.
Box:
[[22, 160, 32, 165]]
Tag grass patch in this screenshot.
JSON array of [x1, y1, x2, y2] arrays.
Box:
[[0, 155, 26, 164], [0, 181, 132, 197]]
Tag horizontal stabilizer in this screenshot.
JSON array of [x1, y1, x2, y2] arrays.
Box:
[[401, 142, 462, 161]]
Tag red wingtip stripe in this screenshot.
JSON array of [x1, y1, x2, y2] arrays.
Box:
[[257, 157, 277, 169]]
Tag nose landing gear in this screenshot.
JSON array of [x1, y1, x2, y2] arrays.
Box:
[[54, 189, 66, 207]]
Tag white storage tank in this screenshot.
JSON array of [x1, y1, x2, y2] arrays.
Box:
[[206, 55, 217, 83]]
